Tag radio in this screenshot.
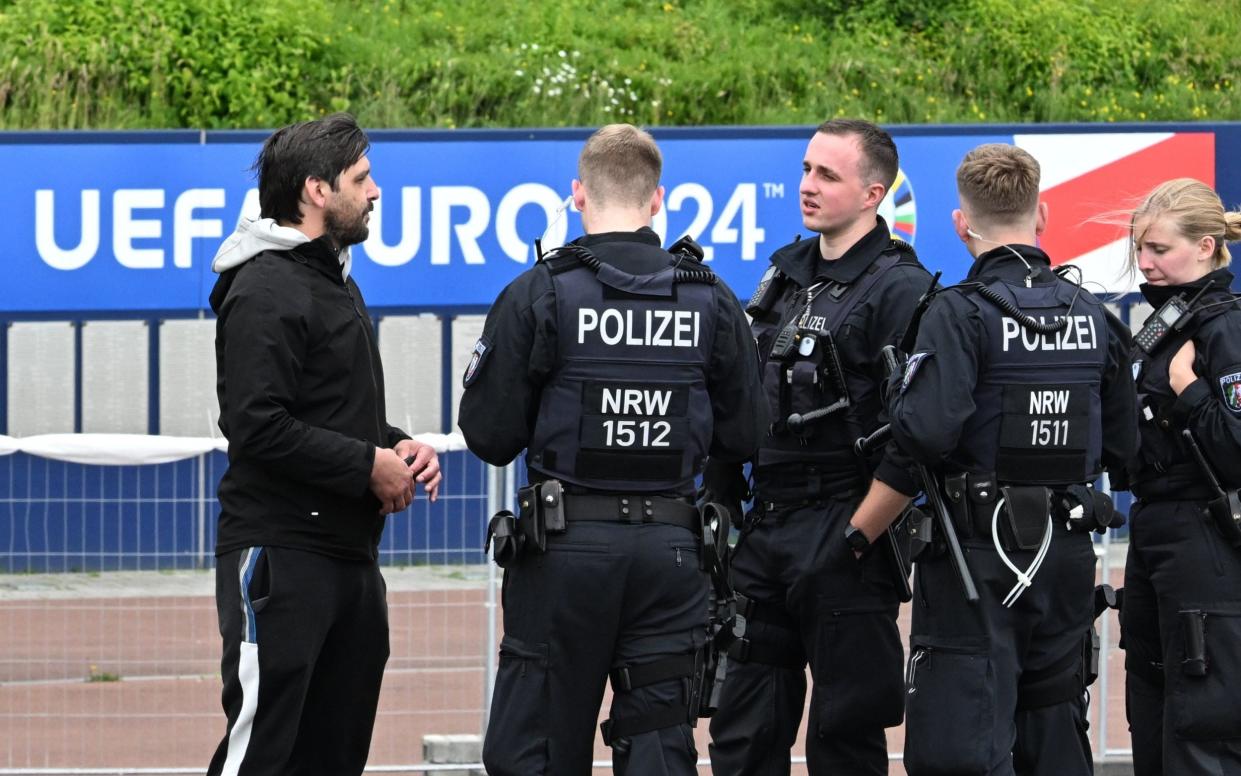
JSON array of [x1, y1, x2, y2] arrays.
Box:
[[1135, 295, 1191, 354]]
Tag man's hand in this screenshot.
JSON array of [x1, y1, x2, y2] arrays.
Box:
[[847, 479, 912, 559], [1169, 339, 1198, 396], [371, 447, 415, 514], [395, 439, 442, 503]]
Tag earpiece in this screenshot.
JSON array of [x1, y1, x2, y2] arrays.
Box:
[[966, 228, 983, 240]]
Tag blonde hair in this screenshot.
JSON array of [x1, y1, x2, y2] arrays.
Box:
[[578, 124, 662, 209], [1129, 178, 1241, 271], [956, 143, 1041, 227]]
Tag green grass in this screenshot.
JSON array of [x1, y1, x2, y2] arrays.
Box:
[[0, 0, 1237, 129]]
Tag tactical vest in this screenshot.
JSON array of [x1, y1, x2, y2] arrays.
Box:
[[525, 249, 718, 493], [753, 249, 904, 469], [954, 278, 1107, 485]]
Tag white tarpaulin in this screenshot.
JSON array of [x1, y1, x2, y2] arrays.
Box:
[[0, 432, 466, 465]]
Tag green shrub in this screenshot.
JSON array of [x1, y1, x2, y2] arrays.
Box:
[[0, 0, 1236, 128], [0, 0, 347, 128]]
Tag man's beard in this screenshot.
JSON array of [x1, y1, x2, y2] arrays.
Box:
[[325, 201, 370, 248]]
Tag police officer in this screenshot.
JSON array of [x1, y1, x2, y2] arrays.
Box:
[[1121, 178, 1241, 775], [459, 124, 766, 776], [706, 118, 932, 775], [889, 143, 1137, 776]]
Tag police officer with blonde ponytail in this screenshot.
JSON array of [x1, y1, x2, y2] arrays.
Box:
[[1121, 178, 1241, 776]]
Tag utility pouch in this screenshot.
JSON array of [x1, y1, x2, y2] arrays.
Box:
[[1085, 626, 1101, 687], [1181, 609, 1208, 677], [485, 510, 525, 568], [998, 485, 1051, 551], [908, 506, 936, 562], [538, 480, 567, 534], [1206, 491, 1241, 549], [942, 473, 970, 538], [517, 484, 547, 553]]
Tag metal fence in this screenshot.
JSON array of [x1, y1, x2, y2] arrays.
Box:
[[0, 450, 1134, 774]]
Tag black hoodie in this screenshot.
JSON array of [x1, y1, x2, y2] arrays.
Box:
[[210, 231, 408, 561]]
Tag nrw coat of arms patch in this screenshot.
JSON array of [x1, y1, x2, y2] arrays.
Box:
[[1220, 370, 1241, 413]]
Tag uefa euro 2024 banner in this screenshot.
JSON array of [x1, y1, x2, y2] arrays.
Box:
[[0, 129, 1216, 313]]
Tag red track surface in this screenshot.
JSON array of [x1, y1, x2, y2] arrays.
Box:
[[0, 565, 1130, 775]]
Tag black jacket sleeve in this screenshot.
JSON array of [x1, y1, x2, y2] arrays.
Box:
[[1169, 312, 1241, 486], [217, 261, 374, 498], [707, 286, 767, 463], [889, 291, 983, 469], [868, 264, 934, 497], [1099, 307, 1138, 482], [458, 269, 557, 465]]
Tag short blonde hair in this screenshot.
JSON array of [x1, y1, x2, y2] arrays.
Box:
[[956, 143, 1041, 227], [1130, 178, 1241, 270], [578, 124, 662, 209]]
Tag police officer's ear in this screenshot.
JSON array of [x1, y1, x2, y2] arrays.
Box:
[[1034, 201, 1049, 237], [951, 209, 971, 244], [863, 181, 887, 211], [649, 184, 665, 218], [571, 179, 587, 213]]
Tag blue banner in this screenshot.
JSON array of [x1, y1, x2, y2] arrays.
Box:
[[3, 125, 1231, 313]]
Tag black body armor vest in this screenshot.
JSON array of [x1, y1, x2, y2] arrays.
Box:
[[954, 279, 1107, 485], [526, 248, 718, 493], [752, 250, 903, 470]]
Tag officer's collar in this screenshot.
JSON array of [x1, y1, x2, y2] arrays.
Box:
[[574, 227, 663, 249], [773, 217, 892, 287], [966, 243, 1052, 283], [1140, 267, 1236, 309]]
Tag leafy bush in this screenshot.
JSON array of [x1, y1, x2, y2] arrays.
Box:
[[0, 0, 346, 128], [0, 0, 1237, 128]]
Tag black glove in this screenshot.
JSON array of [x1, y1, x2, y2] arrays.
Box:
[[700, 458, 749, 530]]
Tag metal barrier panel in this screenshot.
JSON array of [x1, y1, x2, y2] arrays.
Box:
[[0, 450, 494, 773]]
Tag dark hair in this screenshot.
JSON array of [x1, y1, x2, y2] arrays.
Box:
[[815, 118, 899, 193], [253, 112, 370, 224]]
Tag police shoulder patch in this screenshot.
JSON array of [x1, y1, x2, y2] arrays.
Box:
[[463, 336, 492, 388], [1218, 366, 1241, 414], [901, 351, 932, 394]]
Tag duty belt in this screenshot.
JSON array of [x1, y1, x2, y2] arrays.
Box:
[[561, 492, 700, 533]]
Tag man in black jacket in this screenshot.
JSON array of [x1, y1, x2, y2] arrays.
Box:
[[206, 113, 441, 776], [460, 124, 765, 775]]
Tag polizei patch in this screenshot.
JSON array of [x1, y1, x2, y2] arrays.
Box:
[[1220, 369, 1241, 414], [901, 352, 931, 394], [463, 336, 491, 388]]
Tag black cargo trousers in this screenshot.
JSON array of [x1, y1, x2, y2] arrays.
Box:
[[1123, 499, 1241, 776], [904, 525, 1096, 776], [708, 499, 905, 776], [482, 519, 708, 776]]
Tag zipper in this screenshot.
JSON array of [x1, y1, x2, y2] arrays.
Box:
[[675, 547, 683, 567], [907, 648, 929, 694], [345, 282, 385, 442]]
